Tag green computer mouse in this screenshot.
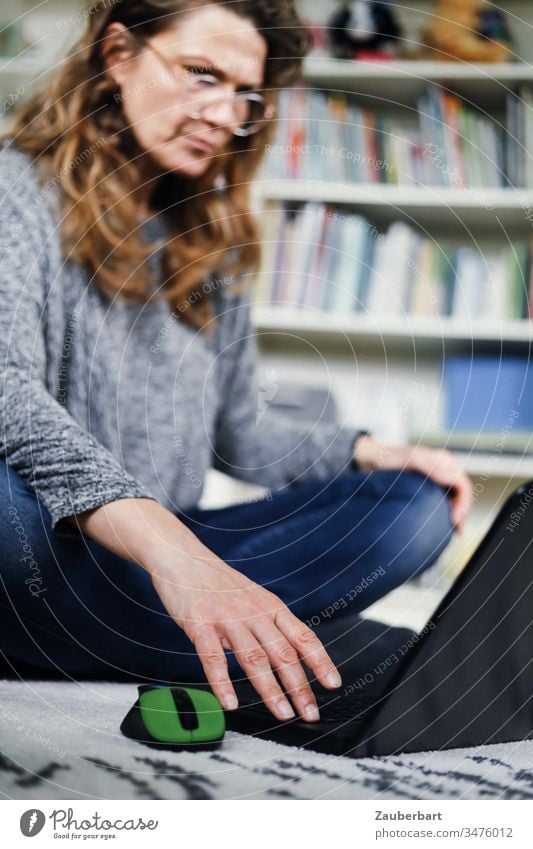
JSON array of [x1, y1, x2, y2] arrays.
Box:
[[120, 685, 226, 752]]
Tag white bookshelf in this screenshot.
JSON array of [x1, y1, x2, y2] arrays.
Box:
[[252, 305, 533, 348], [253, 0, 533, 569]]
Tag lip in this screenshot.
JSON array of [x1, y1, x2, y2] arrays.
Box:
[[187, 138, 217, 154]]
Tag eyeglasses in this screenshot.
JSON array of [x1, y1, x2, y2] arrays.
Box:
[[127, 30, 275, 137]]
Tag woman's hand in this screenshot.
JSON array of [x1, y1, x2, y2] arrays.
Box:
[[150, 548, 342, 722], [354, 435, 473, 533], [71, 497, 342, 722]]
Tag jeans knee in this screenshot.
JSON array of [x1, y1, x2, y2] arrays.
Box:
[[411, 473, 454, 534], [397, 473, 454, 577], [368, 471, 454, 582]]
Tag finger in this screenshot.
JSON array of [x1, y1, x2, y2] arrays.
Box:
[[192, 626, 239, 711], [275, 608, 342, 691], [225, 623, 297, 722], [252, 619, 322, 723], [438, 468, 472, 529], [450, 474, 474, 531], [422, 455, 473, 532]]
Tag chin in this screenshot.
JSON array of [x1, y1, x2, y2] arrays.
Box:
[[168, 158, 213, 178], [151, 146, 214, 178]]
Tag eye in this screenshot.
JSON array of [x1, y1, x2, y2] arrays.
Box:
[[182, 66, 219, 89], [184, 65, 214, 76]]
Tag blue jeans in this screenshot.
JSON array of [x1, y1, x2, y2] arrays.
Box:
[[0, 460, 453, 683]]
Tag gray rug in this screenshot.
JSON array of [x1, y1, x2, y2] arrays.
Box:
[[2, 679, 533, 800]]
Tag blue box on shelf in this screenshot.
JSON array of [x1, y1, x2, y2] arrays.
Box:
[[444, 356, 533, 432]]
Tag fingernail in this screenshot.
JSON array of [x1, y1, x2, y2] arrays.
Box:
[[304, 703, 320, 722], [222, 694, 238, 710], [326, 670, 342, 688], [277, 700, 295, 720]]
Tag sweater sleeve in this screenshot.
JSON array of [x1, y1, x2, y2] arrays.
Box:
[[0, 148, 157, 530], [212, 286, 362, 488]]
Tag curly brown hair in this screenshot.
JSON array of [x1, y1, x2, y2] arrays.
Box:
[[3, 0, 312, 331]]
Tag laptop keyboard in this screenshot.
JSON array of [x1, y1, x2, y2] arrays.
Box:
[[316, 693, 373, 723]]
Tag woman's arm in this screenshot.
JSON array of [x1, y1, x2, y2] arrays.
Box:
[[69, 497, 343, 722], [0, 151, 154, 529]]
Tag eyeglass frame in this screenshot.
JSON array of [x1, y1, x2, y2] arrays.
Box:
[[123, 28, 275, 137]]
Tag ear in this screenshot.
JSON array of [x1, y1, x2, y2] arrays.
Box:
[[100, 21, 139, 89]]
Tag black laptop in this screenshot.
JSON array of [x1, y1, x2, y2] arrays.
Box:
[[225, 479, 533, 757]]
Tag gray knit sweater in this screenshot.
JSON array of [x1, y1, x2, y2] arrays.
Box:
[[0, 140, 360, 530]]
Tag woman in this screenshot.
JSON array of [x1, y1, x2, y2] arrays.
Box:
[[0, 0, 472, 724]]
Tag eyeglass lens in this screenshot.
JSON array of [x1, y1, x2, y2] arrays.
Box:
[[183, 75, 267, 133]]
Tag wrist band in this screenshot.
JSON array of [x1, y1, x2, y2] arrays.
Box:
[[352, 430, 371, 471]]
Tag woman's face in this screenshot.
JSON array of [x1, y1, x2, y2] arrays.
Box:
[[103, 4, 267, 178]]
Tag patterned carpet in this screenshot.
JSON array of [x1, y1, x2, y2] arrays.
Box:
[[2, 678, 533, 800]]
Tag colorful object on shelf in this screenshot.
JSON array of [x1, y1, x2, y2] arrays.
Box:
[[306, 22, 331, 58], [478, 8, 515, 51], [421, 0, 513, 63], [444, 356, 533, 433], [0, 21, 24, 58], [327, 0, 403, 61]]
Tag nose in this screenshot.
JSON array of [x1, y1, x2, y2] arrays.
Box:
[[192, 94, 237, 131]]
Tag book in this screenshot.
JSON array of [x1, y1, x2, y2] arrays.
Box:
[[326, 215, 370, 312], [366, 221, 417, 316], [444, 356, 533, 432]]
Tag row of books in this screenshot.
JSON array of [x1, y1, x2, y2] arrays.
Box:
[[261, 84, 533, 189], [254, 202, 531, 320]]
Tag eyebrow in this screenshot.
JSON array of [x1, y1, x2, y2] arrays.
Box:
[[173, 53, 262, 92]]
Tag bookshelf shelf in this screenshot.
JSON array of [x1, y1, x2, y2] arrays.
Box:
[[252, 306, 533, 349], [303, 57, 533, 105], [255, 182, 533, 232], [455, 452, 533, 480], [0, 55, 47, 77]]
